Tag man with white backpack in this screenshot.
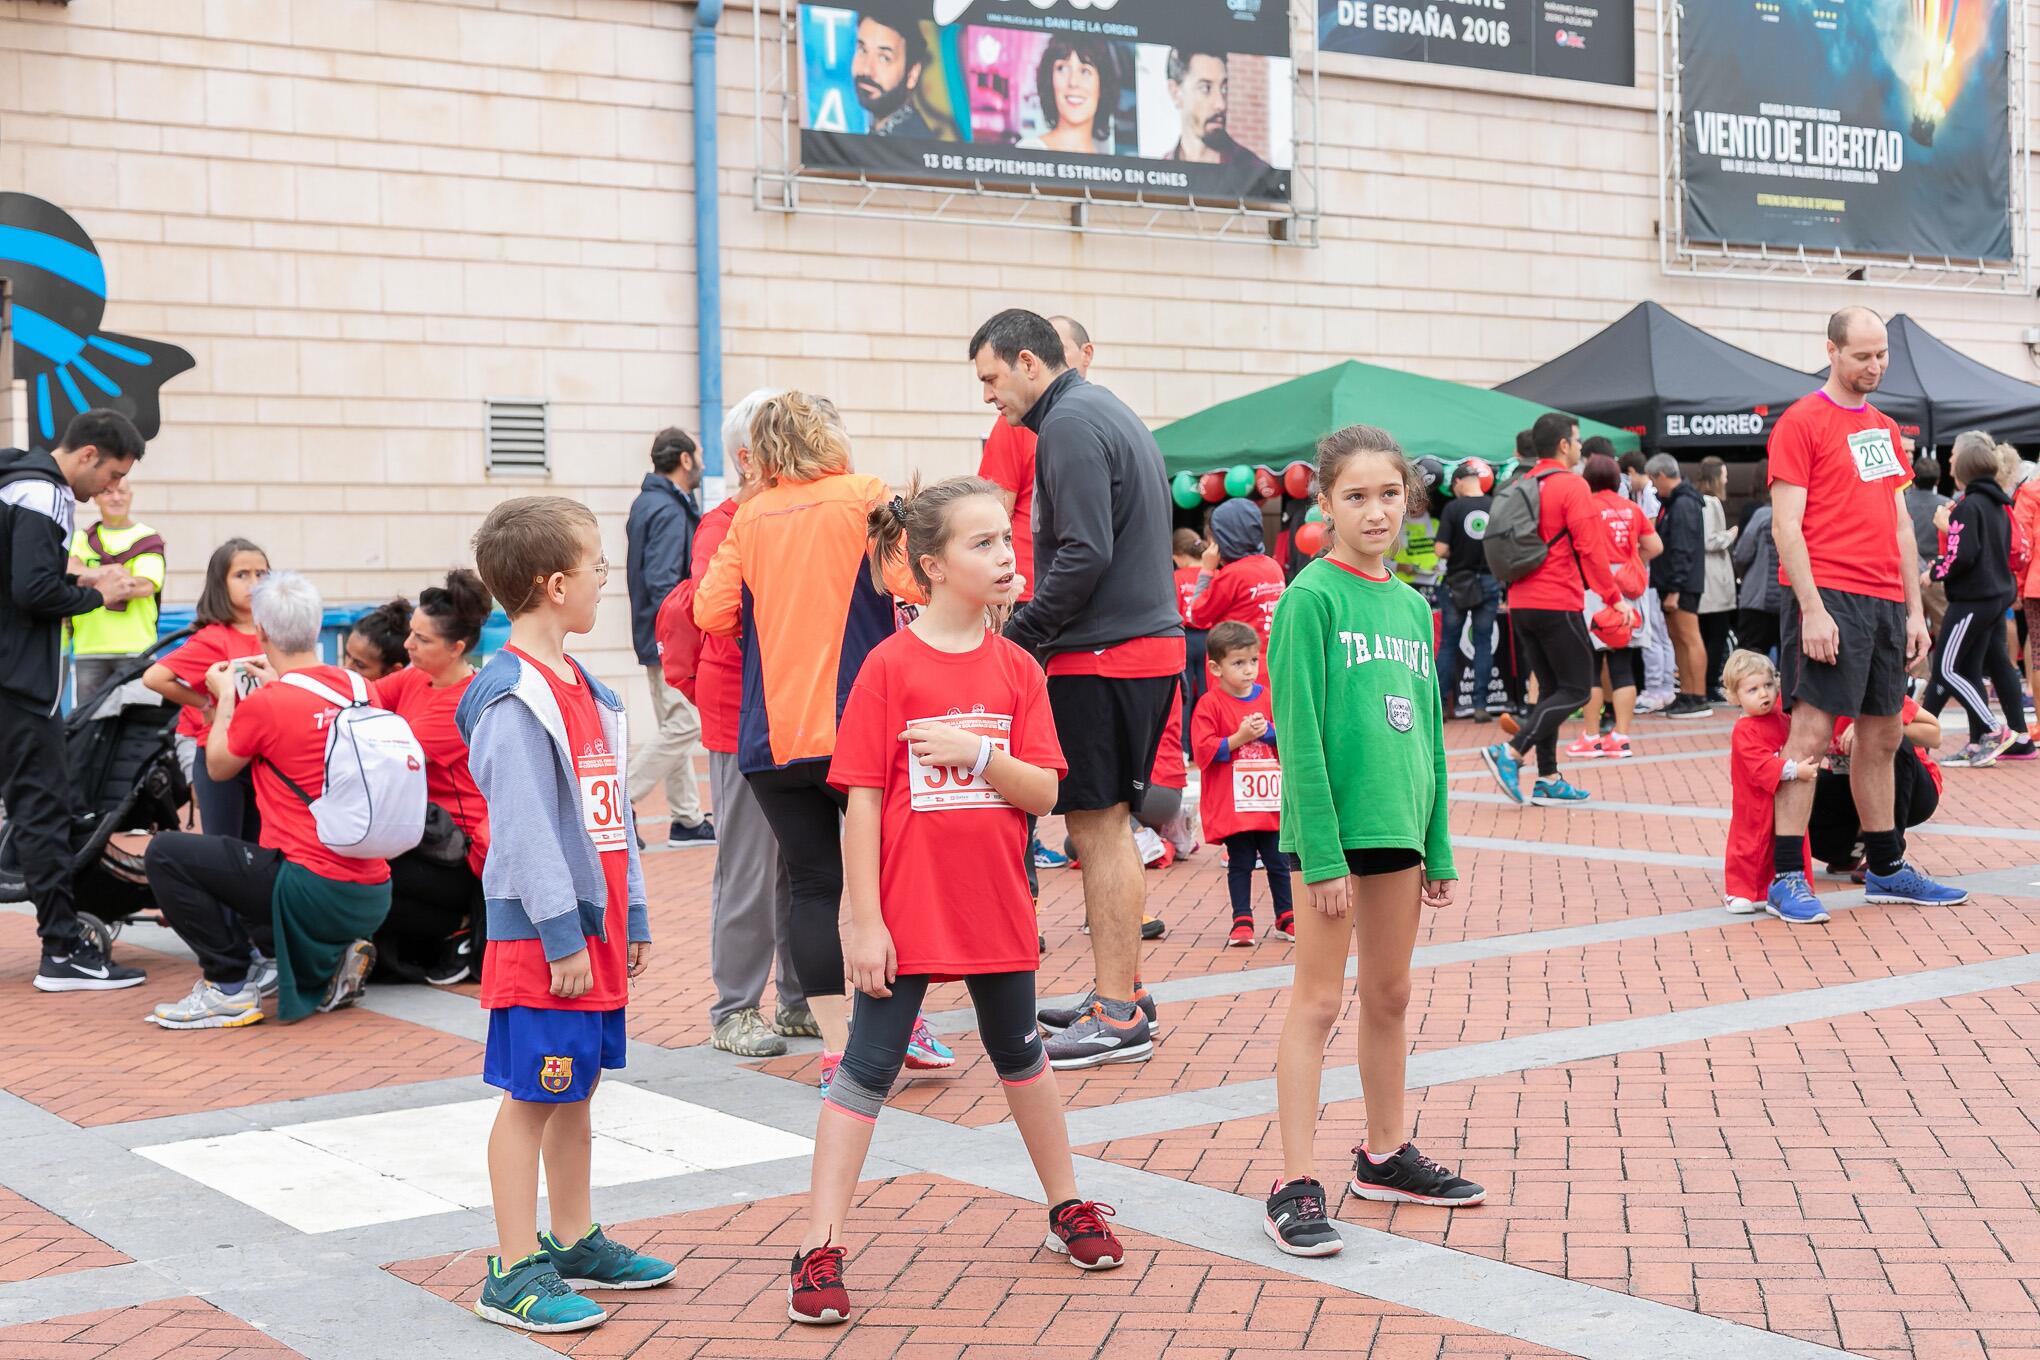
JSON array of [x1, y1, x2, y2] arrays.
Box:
[[143, 570, 425, 1029]]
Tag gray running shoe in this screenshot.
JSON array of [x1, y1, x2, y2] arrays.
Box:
[[151, 978, 262, 1029], [1038, 985, 1160, 1037], [317, 939, 376, 1013], [245, 952, 279, 999], [712, 1008, 788, 1057], [1043, 1003, 1153, 1070], [772, 1002, 820, 1038]]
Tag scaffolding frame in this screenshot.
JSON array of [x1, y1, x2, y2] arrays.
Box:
[[1657, 0, 2032, 294], [750, 0, 1322, 247]]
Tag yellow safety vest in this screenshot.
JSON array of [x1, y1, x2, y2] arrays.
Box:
[[69, 519, 166, 656]]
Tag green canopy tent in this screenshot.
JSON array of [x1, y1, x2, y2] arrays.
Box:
[[1153, 360, 1641, 478]]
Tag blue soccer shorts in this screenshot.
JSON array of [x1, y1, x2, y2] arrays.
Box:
[[483, 1006, 627, 1104]]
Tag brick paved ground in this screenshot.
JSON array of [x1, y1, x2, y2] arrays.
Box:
[[4, 708, 2040, 1358]]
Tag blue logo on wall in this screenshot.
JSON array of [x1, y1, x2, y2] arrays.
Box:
[[0, 193, 195, 449]]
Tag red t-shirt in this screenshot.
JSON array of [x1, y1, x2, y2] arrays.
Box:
[[374, 667, 489, 877], [161, 623, 264, 738], [1150, 696, 1185, 790], [1174, 565, 1200, 625], [1505, 461, 1621, 613], [1834, 696, 1942, 796], [1044, 635, 1183, 679], [225, 665, 391, 886], [828, 627, 1065, 979], [978, 420, 1035, 602], [1593, 490, 1648, 562], [1767, 390, 1912, 603], [1190, 684, 1280, 842], [479, 649, 632, 1012], [1186, 554, 1286, 652]]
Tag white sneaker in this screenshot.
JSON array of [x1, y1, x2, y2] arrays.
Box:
[[1724, 896, 1763, 916], [151, 978, 263, 1029], [1132, 824, 1168, 868]]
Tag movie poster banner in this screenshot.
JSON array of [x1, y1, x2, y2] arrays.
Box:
[[1315, 1, 1634, 87], [1680, 0, 2012, 260], [798, 0, 1293, 203]]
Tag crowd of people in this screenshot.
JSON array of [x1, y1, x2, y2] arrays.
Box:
[[0, 302, 2031, 1334]]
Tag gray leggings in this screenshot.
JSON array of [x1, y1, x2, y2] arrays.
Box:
[[826, 971, 1045, 1121]]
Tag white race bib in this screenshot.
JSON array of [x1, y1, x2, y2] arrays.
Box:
[[1232, 751, 1281, 813], [576, 751, 627, 853], [907, 711, 1014, 812], [1847, 427, 1901, 483]]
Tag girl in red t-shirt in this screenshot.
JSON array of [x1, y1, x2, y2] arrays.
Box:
[[144, 538, 269, 839], [789, 476, 1125, 1328]]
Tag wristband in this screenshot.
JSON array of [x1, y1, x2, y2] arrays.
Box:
[[968, 735, 995, 779], [1781, 758, 1799, 782]]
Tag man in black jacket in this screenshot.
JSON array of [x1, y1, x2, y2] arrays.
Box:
[[624, 427, 713, 847], [1648, 454, 1711, 717], [0, 409, 152, 991], [971, 308, 1180, 1070]]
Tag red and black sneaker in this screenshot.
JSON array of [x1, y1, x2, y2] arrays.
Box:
[[1044, 1199, 1124, 1270], [1272, 913, 1296, 943], [787, 1243, 851, 1325], [1348, 1143, 1486, 1207]]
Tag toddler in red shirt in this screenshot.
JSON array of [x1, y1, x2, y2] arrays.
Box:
[[458, 496, 673, 1334], [1722, 650, 1814, 917], [792, 476, 1125, 1328], [1191, 622, 1293, 946]]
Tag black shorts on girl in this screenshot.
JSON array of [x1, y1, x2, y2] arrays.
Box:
[[1343, 847, 1424, 877]]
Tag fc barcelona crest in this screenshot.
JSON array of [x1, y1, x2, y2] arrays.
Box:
[[538, 1055, 574, 1095], [1384, 695, 1414, 733]]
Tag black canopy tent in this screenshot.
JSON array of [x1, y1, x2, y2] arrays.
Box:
[[1495, 301, 1824, 452], [1817, 314, 2040, 453]]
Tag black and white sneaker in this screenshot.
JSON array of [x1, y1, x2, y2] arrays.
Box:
[[1665, 695, 1715, 719], [1348, 1143, 1486, 1206], [666, 817, 716, 849], [1038, 985, 1160, 1038], [317, 938, 376, 1013], [425, 932, 475, 987], [1264, 1178, 1343, 1257], [34, 942, 146, 992]]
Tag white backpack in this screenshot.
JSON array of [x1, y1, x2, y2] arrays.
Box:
[[272, 671, 427, 860]]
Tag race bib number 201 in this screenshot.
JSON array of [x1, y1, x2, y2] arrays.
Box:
[[907, 710, 1013, 812], [1848, 428, 1901, 483], [577, 751, 627, 853]]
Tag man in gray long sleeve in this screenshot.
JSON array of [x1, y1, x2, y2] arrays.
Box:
[[969, 308, 1180, 1070]]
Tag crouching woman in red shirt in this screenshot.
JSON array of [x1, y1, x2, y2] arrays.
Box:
[[142, 570, 388, 1029], [787, 477, 1125, 1327]]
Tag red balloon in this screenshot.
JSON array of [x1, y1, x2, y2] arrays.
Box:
[[1282, 462, 1314, 500], [1199, 471, 1227, 502], [1293, 521, 1327, 557], [1253, 467, 1281, 501]]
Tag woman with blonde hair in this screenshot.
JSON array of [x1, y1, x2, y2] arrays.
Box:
[[694, 392, 931, 1086]]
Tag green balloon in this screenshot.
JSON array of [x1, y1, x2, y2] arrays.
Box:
[[1224, 464, 1255, 498], [1171, 472, 1202, 509], [1304, 505, 1325, 523]]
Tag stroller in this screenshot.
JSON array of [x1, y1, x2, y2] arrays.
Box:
[[0, 626, 194, 955]]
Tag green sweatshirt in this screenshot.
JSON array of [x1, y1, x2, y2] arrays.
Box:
[[1268, 558, 1454, 885]]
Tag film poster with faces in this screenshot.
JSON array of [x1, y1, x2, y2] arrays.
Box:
[[798, 0, 1294, 203]]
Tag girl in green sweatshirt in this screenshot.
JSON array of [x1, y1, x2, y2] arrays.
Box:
[[1260, 424, 1485, 1260]]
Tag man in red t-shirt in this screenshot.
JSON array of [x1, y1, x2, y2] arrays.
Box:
[[143, 570, 390, 1030], [1764, 307, 1963, 922]]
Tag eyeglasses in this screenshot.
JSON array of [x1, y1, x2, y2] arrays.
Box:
[[563, 558, 610, 581]]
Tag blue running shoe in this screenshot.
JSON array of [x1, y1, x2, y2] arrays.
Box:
[[1764, 872, 1830, 924], [1031, 837, 1071, 870], [904, 1013, 956, 1070], [474, 1253, 607, 1332], [1863, 862, 1968, 907], [1530, 778, 1591, 806], [1480, 743, 1524, 804], [540, 1225, 677, 1290]]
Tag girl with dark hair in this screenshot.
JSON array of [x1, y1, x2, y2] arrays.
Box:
[[1018, 35, 1119, 154], [144, 538, 270, 838], [344, 598, 412, 681], [372, 569, 496, 983]]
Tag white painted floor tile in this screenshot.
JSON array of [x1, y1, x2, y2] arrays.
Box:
[[133, 1084, 814, 1234]]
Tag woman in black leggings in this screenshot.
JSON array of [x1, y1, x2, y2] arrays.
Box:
[[1921, 435, 2030, 764]]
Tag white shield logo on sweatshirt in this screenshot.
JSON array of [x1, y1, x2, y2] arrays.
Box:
[[1384, 694, 1414, 733]]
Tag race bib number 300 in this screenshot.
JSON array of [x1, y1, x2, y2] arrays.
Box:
[[1847, 427, 1900, 483], [576, 751, 627, 853], [907, 711, 1013, 812], [1233, 753, 1281, 813]]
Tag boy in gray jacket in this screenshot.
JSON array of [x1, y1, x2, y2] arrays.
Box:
[[457, 495, 674, 1333]]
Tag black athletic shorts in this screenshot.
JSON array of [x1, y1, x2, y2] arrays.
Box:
[[1046, 673, 1176, 816], [1344, 847, 1424, 877], [1780, 585, 1908, 719]]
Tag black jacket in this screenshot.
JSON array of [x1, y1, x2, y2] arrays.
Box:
[[1932, 476, 2016, 604], [0, 447, 103, 713], [624, 473, 701, 666], [1650, 480, 1706, 602], [1004, 370, 1182, 658]]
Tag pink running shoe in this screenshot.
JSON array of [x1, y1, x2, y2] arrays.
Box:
[[1563, 736, 1603, 760], [1599, 733, 1633, 759]]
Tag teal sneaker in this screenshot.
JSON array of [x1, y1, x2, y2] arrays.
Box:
[[539, 1225, 678, 1290], [474, 1253, 608, 1332], [1530, 777, 1591, 806]]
